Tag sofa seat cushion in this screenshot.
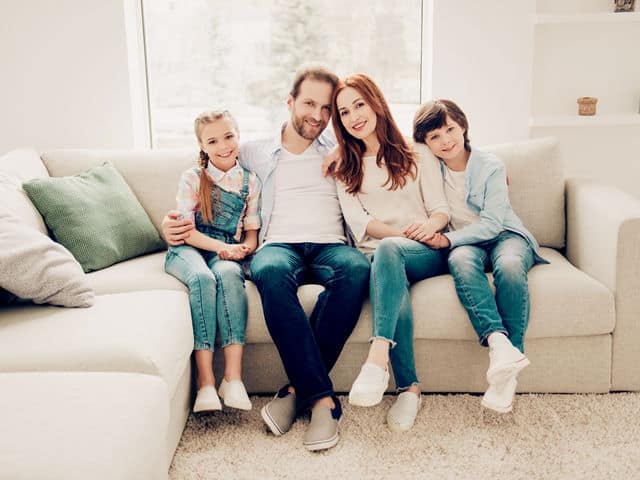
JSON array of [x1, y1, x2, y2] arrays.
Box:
[[243, 249, 614, 344], [0, 290, 192, 397], [87, 252, 186, 295], [347, 248, 615, 343], [244, 282, 323, 343]]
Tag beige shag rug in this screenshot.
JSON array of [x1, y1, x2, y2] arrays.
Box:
[[169, 393, 640, 479]]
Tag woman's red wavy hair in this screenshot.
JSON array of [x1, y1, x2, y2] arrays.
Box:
[[331, 73, 416, 194]]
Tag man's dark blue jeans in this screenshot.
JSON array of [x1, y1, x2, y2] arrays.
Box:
[[250, 242, 370, 409]]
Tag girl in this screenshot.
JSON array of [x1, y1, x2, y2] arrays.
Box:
[[331, 74, 451, 431], [164, 110, 261, 413], [413, 99, 547, 413]]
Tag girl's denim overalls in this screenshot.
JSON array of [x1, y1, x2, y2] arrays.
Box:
[[164, 168, 251, 351]]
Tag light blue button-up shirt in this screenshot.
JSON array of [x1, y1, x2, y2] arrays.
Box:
[[442, 148, 548, 264], [238, 125, 336, 245]]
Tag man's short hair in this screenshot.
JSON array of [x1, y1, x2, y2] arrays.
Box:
[[289, 65, 339, 99]]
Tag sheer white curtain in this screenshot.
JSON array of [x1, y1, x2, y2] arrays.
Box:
[[143, 0, 423, 147]]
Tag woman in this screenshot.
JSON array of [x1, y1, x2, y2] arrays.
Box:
[[331, 74, 450, 431]]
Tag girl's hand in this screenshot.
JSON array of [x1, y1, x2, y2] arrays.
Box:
[[218, 244, 251, 261], [403, 221, 437, 242], [321, 147, 342, 177], [233, 244, 253, 259], [424, 233, 451, 249]]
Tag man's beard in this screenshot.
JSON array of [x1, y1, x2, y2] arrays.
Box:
[[292, 113, 324, 141]]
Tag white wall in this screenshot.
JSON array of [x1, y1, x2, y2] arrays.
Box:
[[426, 0, 536, 147], [0, 0, 136, 155]]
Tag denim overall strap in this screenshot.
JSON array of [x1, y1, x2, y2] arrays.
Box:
[[240, 167, 250, 201], [194, 171, 248, 244]]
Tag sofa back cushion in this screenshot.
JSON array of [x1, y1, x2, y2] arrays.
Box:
[[483, 137, 564, 249], [41, 138, 566, 249], [41, 149, 195, 235]]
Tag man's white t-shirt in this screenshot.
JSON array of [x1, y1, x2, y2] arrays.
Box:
[[263, 147, 346, 245]]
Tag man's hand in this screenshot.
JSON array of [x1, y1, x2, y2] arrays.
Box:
[[423, 233, 451, 250], [403, 221, 437, 243], [161, 210, 195, 246], [218, 244, 252, 261], [321, 147, 342, 177]]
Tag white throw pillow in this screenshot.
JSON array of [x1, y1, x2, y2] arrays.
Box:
[[0, 211, 94, 307], [0, 148, 49, 234]]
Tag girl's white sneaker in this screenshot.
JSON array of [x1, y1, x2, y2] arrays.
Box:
[[218, 379, 252, 411], [193, 385, 222, 413], [386, 391, 422, 432]]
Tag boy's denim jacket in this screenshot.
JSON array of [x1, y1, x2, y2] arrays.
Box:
[[441, 147, 548, 264]]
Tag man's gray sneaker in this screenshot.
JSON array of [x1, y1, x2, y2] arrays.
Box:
[[261, 385, 296, 436], [303, 398, 342, 451]]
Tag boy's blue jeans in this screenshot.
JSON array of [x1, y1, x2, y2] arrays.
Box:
[[249, 242, 370, 409], [447, 231, 535, 352], [165, 245, 247, 351], [370, 238, 449, 390]]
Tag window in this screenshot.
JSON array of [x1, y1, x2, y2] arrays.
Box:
[[143, 0, 423, 147]]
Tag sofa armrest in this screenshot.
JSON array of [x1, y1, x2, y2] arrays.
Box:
[[566, 177, 640, 390], [0, 372, 170, 480]]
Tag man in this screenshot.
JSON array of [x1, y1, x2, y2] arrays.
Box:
[[162, 65, 370, 451]]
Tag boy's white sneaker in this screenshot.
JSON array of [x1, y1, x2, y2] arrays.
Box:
[[481, 378, 518, 413], [387, 391, 422, 432], [486, 342, 530, 385], [348, 362, 390, 407], [193, 385, 222, 413], [218, 379, 252, 411]]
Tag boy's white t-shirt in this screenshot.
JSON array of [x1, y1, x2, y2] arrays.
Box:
[[443, 165, 479, 231], [263, 147, 346, 245]]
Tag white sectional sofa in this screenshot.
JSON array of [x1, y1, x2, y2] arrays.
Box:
[[1, 137, 639, 479]]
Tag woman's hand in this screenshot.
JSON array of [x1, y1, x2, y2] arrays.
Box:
[[403, 221, 437, 243], [321, 146, 342, 177], [162, 210, 194, 246]]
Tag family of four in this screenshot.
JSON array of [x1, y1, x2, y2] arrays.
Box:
[[161, 65, 546, 452]]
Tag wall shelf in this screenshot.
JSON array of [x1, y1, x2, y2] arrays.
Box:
[[535, 12, 640, 24], [530, 114, 640, 127]]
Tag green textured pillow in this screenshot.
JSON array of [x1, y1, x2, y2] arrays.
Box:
[[23, 162, 164, 272]]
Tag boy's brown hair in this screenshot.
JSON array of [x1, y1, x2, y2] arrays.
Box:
[[413, 99, 471, 152]]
